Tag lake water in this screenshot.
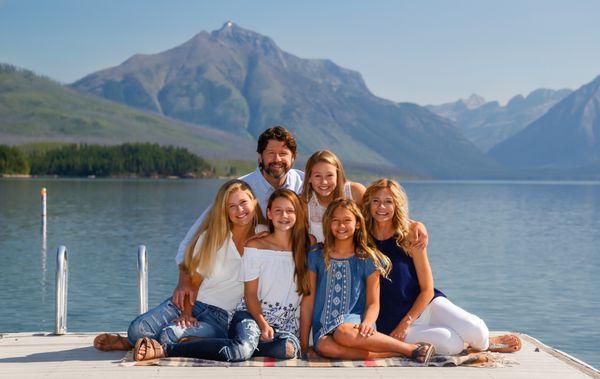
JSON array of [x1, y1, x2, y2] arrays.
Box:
[[0, 178, 599, 368]]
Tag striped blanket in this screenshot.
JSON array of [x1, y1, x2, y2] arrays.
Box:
[[122, 350, 516, 368]]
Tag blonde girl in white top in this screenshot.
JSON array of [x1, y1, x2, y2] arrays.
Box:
[[301, 150, 365, 243], [96, 179, 265, 356], [173, 178, 267, 325]]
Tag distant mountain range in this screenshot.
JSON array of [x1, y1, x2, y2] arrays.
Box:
[[489, 75, 600, 169], [0, 64, 254, 160], [427, 89, 572, 152], [70, 22, 500, 178], [2, 22, 599, 178]]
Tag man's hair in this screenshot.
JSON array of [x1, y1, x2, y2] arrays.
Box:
[[257, 126, 297, 157]]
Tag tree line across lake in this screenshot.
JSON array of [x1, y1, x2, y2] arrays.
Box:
[[0, 143, 213, 178]]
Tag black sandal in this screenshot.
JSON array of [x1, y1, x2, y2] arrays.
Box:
[[411, 342, 436, 364]]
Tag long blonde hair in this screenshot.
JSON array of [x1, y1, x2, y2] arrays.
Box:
[[183, 179, 264, 278], [362, 178, 411, 252], [267, 189, 311, 296], [322, 198, 391, 278], [301, 150, 347, 203]]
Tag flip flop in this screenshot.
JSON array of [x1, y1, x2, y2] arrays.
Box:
[[93, 333, 132, 351], [134, 337, 165, 361], [412, 342, 436, 364], [488, 334, 522, 353]]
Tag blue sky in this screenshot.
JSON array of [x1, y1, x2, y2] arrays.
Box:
[[1, 0, 599, 104]]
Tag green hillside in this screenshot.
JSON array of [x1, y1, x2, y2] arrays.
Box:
[[0, 64, 255, 160]]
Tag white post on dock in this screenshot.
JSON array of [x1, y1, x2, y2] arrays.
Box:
[[55, 246, 68, 335], [137, 245, 148, 314]]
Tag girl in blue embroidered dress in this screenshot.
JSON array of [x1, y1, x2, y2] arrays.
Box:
[[300, 198, 436, 363]]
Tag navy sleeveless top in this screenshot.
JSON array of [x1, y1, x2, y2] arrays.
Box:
[[375, 236, 445, 335]]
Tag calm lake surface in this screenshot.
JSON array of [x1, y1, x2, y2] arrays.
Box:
[[0, 178, 599, 368]]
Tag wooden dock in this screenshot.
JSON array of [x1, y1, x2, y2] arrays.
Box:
[[1, 332, 598, 378]]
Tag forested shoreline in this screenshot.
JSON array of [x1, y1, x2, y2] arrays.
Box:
[[0, 143, 213, 178]]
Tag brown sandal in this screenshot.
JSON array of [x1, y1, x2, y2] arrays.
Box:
[[411, 342, 436, 364], [134, 337, 165, 361], [93, 333, 132, 351], [488, 334, 522, 353]]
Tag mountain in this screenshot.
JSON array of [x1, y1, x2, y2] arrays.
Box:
[[488, 75, 600, 169], [426, 94, 486, 120], [427, 89, 572, 152], [0, 64, 254, 159], [71, 22, 500, 178]]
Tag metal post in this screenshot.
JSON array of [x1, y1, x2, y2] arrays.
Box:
[[137, 245, 148, 314], [55, 246, 68, 335], [41, 187, 47, 233], [41, 187, 47, 218]]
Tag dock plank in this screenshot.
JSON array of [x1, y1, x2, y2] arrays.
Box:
[[0, 332, 597, 378]]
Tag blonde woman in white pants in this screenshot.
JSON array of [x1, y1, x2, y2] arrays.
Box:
[[363, 179, 521, 355]]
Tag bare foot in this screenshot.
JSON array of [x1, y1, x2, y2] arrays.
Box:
[[412, 343, 436, 364], [489, 334, 521, 353], [93, 333, 133, 351], [134, 337, 165, 361], [285, 341, 297, 358]]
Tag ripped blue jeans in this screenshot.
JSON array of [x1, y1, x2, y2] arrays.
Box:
[[164, 310, 300, 362], [127, 298, 228, 345]]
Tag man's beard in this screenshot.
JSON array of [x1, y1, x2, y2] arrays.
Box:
[[262, 162, 290, 180]]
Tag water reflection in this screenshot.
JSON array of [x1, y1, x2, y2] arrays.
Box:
[[41, 187, 48, 303], [41, 217, 47, 303]]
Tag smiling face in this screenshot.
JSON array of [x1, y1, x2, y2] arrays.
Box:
[[226, 189, 255, 227], [259, 140, 294, 180], [369, 188, 395, 225], [330, 206, 358, 241], [309, 161, 338, 198], [267, 196, 297, 232]]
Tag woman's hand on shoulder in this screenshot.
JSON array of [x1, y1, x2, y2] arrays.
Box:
[[244, 231, 269, 246], [350, 182, 366, 205], [408, 221, 428, 251]]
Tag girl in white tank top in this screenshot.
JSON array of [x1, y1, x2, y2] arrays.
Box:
[[301, 150, 366, 243]]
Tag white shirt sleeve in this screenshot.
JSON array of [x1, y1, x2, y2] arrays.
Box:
[[238, 249, 261, 282], [175, 206, 210, 265]]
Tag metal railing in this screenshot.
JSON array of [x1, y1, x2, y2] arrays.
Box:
[[137, 245, 148, 314], [53, 245, 149, 334], [55, 246, 68, 335]]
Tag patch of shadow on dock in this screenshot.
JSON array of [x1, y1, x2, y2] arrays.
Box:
[[0, 346, 126, 363]]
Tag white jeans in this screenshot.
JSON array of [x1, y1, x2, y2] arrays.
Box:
[[404, 296, 490, 355]]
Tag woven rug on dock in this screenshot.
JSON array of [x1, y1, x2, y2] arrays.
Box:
[[121, 350, 517, 368]]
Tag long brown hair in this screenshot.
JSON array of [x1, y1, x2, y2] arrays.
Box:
[[300, 150, 347, 203], [322, 198, 391, 278], [183, 179, 264, 278], [362, 178, 411, 252], [267, 189, 311, 296]]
